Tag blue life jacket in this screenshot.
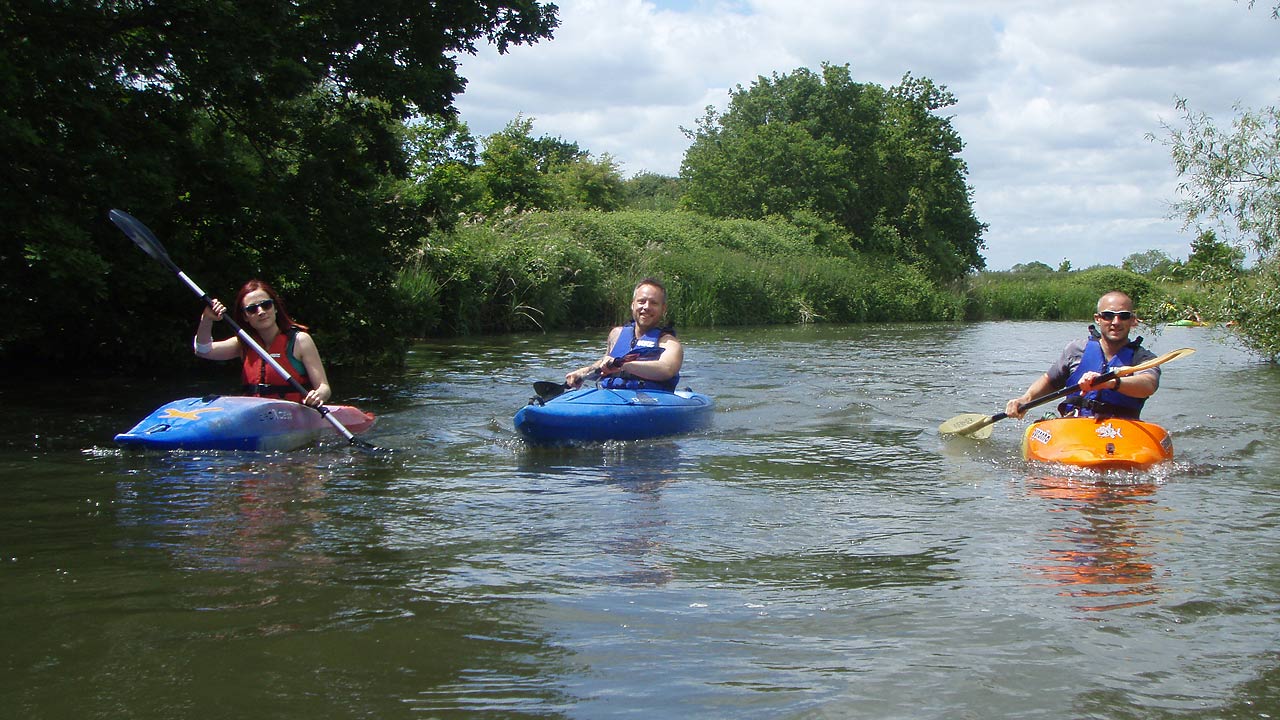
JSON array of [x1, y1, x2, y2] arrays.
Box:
[[601, 322, 679, 392], [1059, 327, 1146, 419]]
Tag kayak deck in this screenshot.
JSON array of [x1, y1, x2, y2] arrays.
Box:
[[1021, 416, 1172, 470], [514, 386, 714, 444], [115, 395, 376, 452]]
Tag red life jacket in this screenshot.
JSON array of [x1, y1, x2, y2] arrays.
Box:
[[241, 328, 311, 403]]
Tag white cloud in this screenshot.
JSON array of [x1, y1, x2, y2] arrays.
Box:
[[453, 0, 1280, 270]]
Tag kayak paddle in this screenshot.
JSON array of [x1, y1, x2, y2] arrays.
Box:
[[939, 346, 1196, 439], [108, 209, 386, 453], [531, 348, 666, 403]]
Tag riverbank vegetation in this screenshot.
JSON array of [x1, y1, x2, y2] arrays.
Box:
[[395, 209, 968, 338], [7, 2, 1277, 371]]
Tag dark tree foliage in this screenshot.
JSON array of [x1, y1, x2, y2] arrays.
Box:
[[679, 63, 986, 283], [1, 0, 558, 371]]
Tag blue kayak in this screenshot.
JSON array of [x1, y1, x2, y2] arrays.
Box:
[[514, 387, 714, 444], [115, 396, 377, 452]]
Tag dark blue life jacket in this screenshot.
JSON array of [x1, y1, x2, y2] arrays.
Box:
[[1059, 327, 1146, 419], [600, 322, 679, 392]]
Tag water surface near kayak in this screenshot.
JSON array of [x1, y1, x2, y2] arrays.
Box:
[[3, 321, 1278, 719]]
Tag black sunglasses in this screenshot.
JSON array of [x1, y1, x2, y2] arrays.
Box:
[[243, 299, 275, 315], [1096, 310, 1135, 321]]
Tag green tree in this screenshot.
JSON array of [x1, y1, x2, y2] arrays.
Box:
[[475, 116, 624, 213], [1156, 95, 1279, 358], [1121, 249, 1181, 277], [1010, 261, 1055, 273], [529, 135, 587, 172], [1184, 229, 1246, 281], [622, 173, 684, 211], [1148, 3, 1279, 358], [879, 73, 988, 281], [681, 111, 855, 223], [1, 0, 558, 370], [1159, 98, 1278, 258], [476, 117, 554, 213], [549, 155, 626, 211], [398, 116, 481, 234], [679, 63, 985, 282]]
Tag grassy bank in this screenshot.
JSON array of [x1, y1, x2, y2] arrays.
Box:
[[964, 267, 1162, 320], [395, 209, 1200, 337], [396, 209, 968, 335]]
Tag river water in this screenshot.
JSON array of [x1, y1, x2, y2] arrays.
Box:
[[2, 321, 1278, 719]]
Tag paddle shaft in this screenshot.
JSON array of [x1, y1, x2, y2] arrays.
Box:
[[965, 355, 1173, 434], [109, 210, 375, 449], [533, 348, 666, 402]]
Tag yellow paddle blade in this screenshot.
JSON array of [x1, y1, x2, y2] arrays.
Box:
[[965, 423, 995, 440], [939, 413, 995, 438]]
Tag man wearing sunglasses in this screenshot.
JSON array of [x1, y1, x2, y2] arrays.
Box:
[[1005, 291, 1159, 420]]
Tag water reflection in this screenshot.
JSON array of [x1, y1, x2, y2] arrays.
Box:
[[115, 452, 340, 575], [109, 451, 584, 716], [1024, 475, 1163, 612], [517, 442, 684, 587]]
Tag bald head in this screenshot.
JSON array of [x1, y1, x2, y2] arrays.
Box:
[[1097, 291, 1134, 313]]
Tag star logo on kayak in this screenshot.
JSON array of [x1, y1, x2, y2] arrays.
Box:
[[161, 407, 223, 421], [1095, 422, 1124, 439]]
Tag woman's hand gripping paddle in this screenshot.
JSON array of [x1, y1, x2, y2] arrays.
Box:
[[531, 349, 664, 404], [108, 209, 387, 453], [938, 347, 1196, 439]]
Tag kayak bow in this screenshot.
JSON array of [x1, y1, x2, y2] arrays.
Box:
[[1021, 416, 1172, 470]]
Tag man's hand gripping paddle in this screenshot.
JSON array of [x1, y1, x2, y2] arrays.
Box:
[[531, 349, 665, 404], [938, 347, 1195, 439]]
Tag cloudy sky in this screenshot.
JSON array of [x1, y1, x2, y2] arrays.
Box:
[[453, 0, 1280, 270]]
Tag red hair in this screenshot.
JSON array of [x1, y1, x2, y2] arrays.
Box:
[[232, 279, 309, 345]]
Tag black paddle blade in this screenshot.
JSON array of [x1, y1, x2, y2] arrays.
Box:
[[109, 209, 173, 266], [349, 436, 391, 454], [533, 381, 569, 402]]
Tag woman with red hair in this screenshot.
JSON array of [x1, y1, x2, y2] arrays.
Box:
[[192, 279, 332, 408]]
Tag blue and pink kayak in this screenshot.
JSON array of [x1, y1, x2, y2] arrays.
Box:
[[514, 387, 714, 444], [115, 396, 376, 452]]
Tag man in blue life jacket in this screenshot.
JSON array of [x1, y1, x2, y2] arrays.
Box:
[[566, 277, 685, 392], [1005, 291, 1160, 420]]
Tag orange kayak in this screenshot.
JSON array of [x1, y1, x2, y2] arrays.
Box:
[[1021, 417, 1173, 470]]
